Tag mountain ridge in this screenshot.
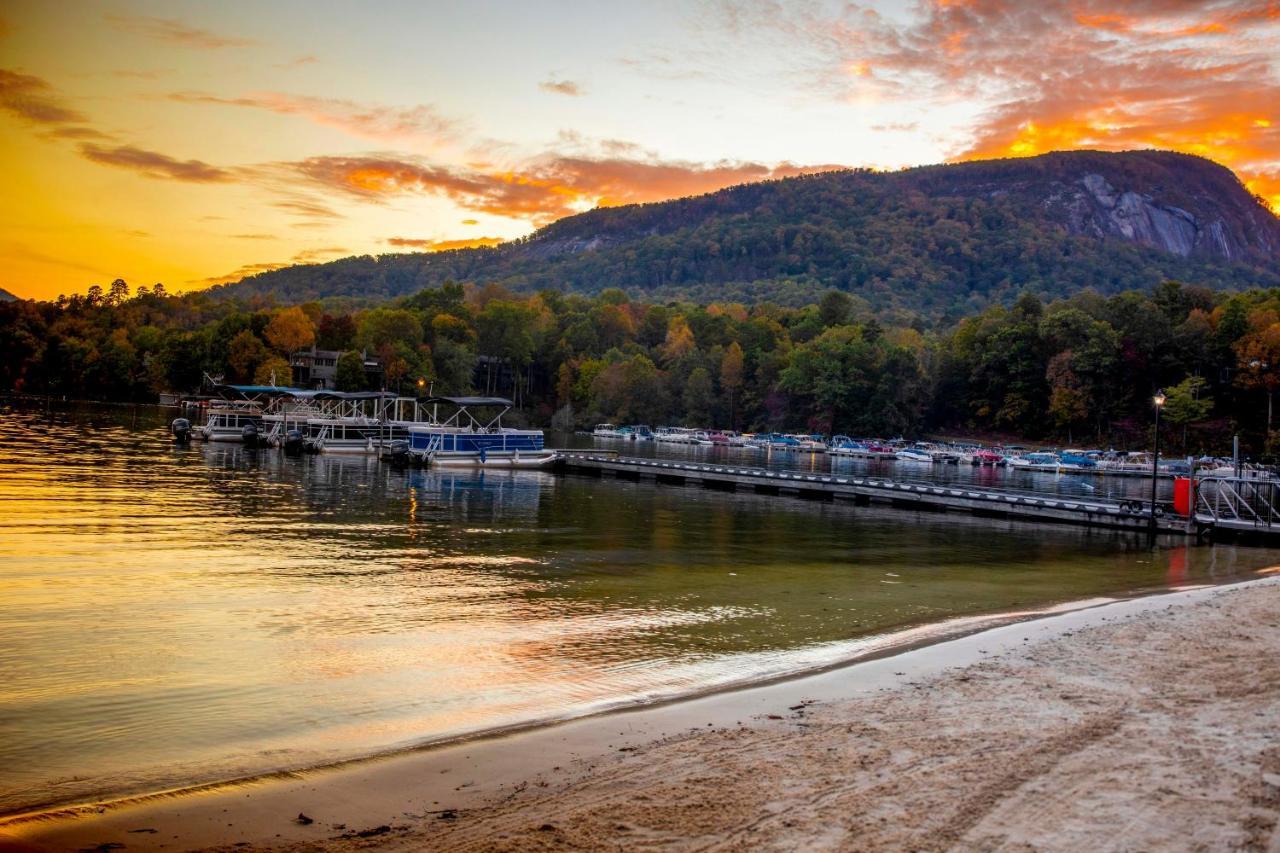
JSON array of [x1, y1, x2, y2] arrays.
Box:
[[215, 150, 1280, 314]]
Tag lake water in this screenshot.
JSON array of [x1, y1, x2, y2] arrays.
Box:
[[2, 403, 1277, 816]]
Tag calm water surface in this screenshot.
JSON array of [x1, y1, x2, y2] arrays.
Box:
[[2, 403, 1277, 815]]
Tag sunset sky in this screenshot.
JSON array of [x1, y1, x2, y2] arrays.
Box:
[[2, 0, 1277, 301]]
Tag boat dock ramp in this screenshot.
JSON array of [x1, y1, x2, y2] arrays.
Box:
[[553, 453, 1280, 543]]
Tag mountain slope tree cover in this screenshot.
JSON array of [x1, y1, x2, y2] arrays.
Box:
[[210, 150, 1280, 317], [3, 278, 1279, 457]]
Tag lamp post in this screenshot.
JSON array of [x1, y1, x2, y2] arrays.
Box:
[[1249, 360, 1272, 435], [1150, 389, 1166, 542]]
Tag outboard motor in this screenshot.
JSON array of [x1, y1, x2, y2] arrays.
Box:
[[241, 422, 261, 447], [283, 428, 305, 455], [171, 417, 192, 443], [384, 439, 410, 466]]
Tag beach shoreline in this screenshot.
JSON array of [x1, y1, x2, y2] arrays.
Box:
[[6, 573, 1279, 851]]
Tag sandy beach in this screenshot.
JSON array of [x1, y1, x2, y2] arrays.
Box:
[[6, 575, 1280, 852]]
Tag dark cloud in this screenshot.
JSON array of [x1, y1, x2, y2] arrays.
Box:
[[106, 14, 255, 49], [0, 69, 86, 124], [41, 125, 113, 141], [78, 143, 233, 182]]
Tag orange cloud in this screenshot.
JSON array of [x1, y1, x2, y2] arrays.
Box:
[[751, 0, 1280, 212], [291, 246, 348, 263], [386, 236, 505, 251], [539, 79, 584, 96], [271, 198, 342, 221], [169, 91, 457, 145], [106, 14, 255, 49], [79, 143, 233, 182], [276, 55, 319, 69], [292, 154, 840, 224], [0, 69, 86, 124], [191, 261, 290, 287]]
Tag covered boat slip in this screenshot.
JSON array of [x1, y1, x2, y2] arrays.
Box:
[[192, 388, 549, 463]]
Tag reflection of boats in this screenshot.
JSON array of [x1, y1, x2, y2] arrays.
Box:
[[407, 397, 549, 467]]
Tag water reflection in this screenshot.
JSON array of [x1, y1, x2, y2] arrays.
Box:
[[0, 403, 1276, 816]]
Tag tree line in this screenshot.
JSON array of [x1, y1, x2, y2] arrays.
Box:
[[1, 278, 1278, 456]]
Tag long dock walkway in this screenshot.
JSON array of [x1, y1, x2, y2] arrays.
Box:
[[554, 452, 1196, 536]]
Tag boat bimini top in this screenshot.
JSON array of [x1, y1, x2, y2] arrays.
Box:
[[419, 397, 515, 432]]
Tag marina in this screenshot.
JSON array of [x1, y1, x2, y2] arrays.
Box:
[[554, 453, 1217, 537], [175, 389, 1280, 541]]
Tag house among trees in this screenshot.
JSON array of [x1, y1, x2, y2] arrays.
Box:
[[290, 347, 383, 391]]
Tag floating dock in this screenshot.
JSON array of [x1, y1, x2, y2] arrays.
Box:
[[554, 453, 1203, 537]]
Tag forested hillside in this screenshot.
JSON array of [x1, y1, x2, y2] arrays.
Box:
[[212, 150, 1280, 316]]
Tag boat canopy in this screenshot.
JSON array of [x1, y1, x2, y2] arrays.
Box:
[[214, 385, 400, 402], [416, 396, 515, 431], [214, 384, 311, 398], [312, 390, 397, 401], [421, 396, 514, 407]]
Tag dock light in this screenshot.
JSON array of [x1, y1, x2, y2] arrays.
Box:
[[416, 377, 426, 392], [1149, 389, 1165, 544]]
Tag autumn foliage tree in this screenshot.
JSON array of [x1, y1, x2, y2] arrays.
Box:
[[264, 306, 316, 355]]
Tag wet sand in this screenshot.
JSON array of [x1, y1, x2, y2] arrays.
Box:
[[5, 576, 1280, 851]]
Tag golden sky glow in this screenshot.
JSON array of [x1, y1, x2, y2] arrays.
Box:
[[1, 0, 1277, 300]]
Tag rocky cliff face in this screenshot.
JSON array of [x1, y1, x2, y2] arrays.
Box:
[[1069, 170, 1272, 263]]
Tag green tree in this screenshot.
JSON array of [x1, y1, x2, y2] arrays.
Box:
[[818, 290, 852, 327], [335, 351, 367, 391], [227, 330, 267, 382], [356, 308, 423, 352], [683, 367, 714, 426], [1162, 375, 1213, 452], [253, 356, 293, 386]]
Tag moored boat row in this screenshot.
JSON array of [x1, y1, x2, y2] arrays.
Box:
[[176, 386, 555, 468], [587, 426, 1278, 479]]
